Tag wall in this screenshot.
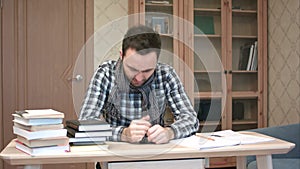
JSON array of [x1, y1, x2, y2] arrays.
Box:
[[268, 0, 300, 126], [94, 0, 128, 69]]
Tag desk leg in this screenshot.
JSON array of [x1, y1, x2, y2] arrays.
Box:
[[236, 156, 246, 169], [24, 165, 42, 169], [256, 155, 273, 169]]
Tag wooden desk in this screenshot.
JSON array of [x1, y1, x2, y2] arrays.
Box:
[[0, 132, 295, 169]]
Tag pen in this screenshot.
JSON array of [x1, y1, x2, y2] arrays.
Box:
[[195, 133, 215, 141]]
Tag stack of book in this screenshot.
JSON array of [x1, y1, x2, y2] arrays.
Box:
[[66, 119, 112, 146], [12, 109, 69, 156]]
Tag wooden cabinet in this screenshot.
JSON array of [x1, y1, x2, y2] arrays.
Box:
[[129, 0, 267, 130], [128, 0, 267, 168], [187, 0, 267, 133]]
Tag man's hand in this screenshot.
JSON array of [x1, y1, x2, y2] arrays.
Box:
[[121, 115, 151, 143], [147, 125, 174, 144]]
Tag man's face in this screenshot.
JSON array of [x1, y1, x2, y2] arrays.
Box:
[[122, 48, 157, 87]]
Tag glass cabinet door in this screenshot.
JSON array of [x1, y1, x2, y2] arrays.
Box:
[[230, 0, 259, 130], [193, 0, 224, 132]]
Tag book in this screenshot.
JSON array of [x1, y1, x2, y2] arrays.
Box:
[[14, 122, 64, 131], [17, 135, 69, 148], [250, 41, 258, 70], [238, 43, 252, 70], [13, 109, 64, 119], [66, 127, 112, 138], [246, 44, 255, 70], [194, 15, 215, 34], [66, 119, 111, 131], [69, 136, 107, 143], [15, 140, 69, 156], [13, 115, 63, 126], [13, 126, 67, 140], [70, 141, 106, 146]]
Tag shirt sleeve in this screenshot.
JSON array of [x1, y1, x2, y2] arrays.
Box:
[[79, 65, 109, 120], [78, 62, 124, 141], [165, 68, 199, 139]]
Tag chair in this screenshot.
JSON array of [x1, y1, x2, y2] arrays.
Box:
[[247, 123, 300, 169]]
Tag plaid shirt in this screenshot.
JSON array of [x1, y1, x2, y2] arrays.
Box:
[[79, 60, 199, 141]]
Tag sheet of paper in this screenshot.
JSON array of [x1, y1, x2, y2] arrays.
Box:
[[171, 130, 275, 150], [171, 135, 240, 150]]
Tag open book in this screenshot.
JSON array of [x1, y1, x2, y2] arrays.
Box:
[[171, 130, 274, 150]]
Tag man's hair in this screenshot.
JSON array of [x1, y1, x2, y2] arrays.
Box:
[[122, 25, 161, 58]]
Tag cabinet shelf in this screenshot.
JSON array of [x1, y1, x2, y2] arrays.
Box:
[[232, 91, 258, 98], [232, 120, 258, 125], [231, 70, 258, 73], [194, 92, 223, 99], [232, 9, 257, 15], [194, 34, 221, 38], [194, 70, 222, 73], [194, 8, 221, 15], [232, 35, 257, 39], [145, 3, 173, 7]]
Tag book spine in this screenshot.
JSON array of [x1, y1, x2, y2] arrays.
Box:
[[66, 121, 79, 130]]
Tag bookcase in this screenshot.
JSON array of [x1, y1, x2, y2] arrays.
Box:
[[129, 0, 267, 168]]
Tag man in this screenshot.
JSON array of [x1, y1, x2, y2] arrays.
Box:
[[79, 25, 199, 144]]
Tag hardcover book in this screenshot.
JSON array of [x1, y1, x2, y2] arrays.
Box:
[[13, 126, 67, 140], [66, 127, 112, 138], [13, 116, 63, 126], [13, 109, 64, 119], [66, 119, 111, 131], [15, 140, 69, 156], [13, 122, 64, 131], [17, 136, 69, 148], [194, 15, 215, 34]]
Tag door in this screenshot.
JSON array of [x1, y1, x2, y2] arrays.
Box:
[[1, 0, 93, 169]]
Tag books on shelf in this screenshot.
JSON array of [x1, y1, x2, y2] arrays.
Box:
[[15, 140, 69, 156], [250, 41, 258, 71], [238, 41, 258, 71], [17, 135, 69, 148], [194, 15, 215, 35], [66, 119, 111, 131]]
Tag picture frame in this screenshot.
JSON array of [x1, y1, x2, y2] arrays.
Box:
[[151, 16, 169, 34]]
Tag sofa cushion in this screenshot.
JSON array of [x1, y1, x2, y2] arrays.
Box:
[[249, 123, 300, 159], [247, 158, 300, 169]]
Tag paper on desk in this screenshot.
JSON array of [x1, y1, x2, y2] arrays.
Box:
[[170, 135, 240, 150], [208, 130, 275, 144], [171, 130, 275, 150]]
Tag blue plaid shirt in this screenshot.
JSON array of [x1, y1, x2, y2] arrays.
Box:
[[79, 60, 199, 141]]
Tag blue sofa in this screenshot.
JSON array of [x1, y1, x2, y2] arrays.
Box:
[[247, 123, 300, 169]]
